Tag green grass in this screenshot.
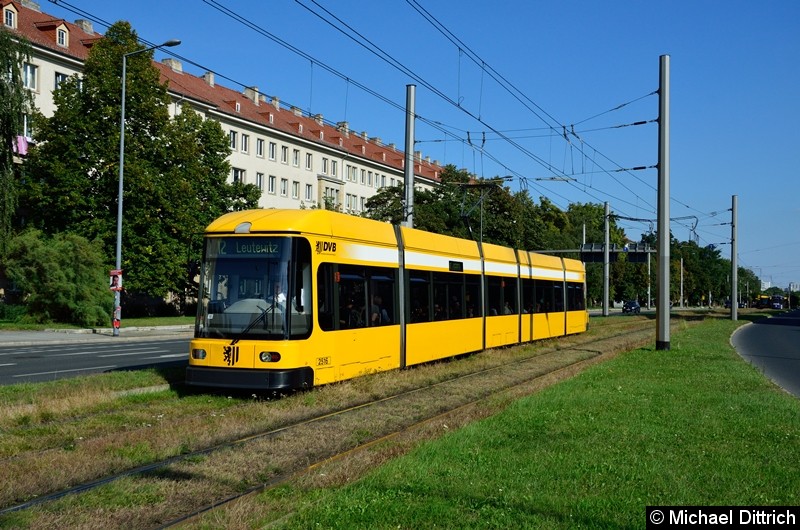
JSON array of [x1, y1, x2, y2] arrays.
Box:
[[271, 318, 800, 529]]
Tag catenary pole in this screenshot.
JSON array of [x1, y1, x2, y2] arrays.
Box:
[[603, 202, 610, 316], [403, 84, 416, 228], [656, 54, 671, 350], [731, 195, 738, 321]]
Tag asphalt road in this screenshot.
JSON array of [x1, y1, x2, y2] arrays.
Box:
[[0, 327, 192, 385], [731, 309, 800, 398]]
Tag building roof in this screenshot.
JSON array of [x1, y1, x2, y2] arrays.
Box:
[[3, 0, 99, 61], [3, 0, 443, 183]]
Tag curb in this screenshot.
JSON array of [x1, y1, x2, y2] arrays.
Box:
[[43, 325, 193, 335]]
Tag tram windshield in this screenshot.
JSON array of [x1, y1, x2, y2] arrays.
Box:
[[195, 236, 313, 340]]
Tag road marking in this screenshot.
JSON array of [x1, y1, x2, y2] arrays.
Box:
[[143, 354, 186, 359], [99, 350, 165, 358], [13, 365, 117, 377]]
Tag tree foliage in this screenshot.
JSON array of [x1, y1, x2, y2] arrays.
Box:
[[0, 28, 34, 256], [364, 168, 761, 308], [5, 229, 109, 326], [19, 22, 259, 302]]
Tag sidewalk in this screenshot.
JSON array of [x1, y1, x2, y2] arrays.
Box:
[[0, 325, 193, 347]]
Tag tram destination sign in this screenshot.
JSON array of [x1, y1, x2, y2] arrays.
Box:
[[210, 237, 284, 258]]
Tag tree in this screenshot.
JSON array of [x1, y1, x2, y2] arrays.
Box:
[[0, 28, 34, 256], [19, 22, 258, 303], [364, 164, 471, 237], [5, 229, 109, 326]]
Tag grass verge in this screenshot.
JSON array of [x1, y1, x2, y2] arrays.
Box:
[[259, 317, 800, 529], [0, 315, 194, 331]]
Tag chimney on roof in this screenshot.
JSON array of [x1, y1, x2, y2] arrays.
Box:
[[74, 19, 94, 34], [361, 131, 368, 140], [259, 94, 268, 104], [336, 121, 349, 135], [202, 71, 214, 87], [313, 114, 323, 125], [414, 151, 422, 161], [162, 58, 182, 73], [388, 143, 396, 150], [291, 106, 302, 117], [271, 96, 279, 110], [244, 86, 259, 106], [425, 156, 430, 163], [21, 0, 41, 12], [371, 137, 382, 147]]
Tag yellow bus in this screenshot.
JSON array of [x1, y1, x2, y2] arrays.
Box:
[[186, 209, 588, 391]]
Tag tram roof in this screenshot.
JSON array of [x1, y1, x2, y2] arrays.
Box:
[[205, 209, 398, 246]]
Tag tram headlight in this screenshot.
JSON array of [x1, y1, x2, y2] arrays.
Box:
[[191, 348, 207, 360], [259, 351, 281, 363]]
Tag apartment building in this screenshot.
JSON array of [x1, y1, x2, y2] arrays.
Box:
[[3, 0, 443, 212]]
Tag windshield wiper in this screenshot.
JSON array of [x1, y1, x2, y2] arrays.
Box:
[[229, 301, 284, 345]]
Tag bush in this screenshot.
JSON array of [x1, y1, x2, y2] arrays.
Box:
[[0, 302, 26, 322], [4, 229, 111, 326]]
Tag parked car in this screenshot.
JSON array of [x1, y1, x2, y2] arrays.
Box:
[[622, 300, 641, 314]]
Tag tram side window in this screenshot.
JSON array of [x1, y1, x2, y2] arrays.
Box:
[[486, 276, 503, 316], [409, 271, 430, 323], [553, 282, 564, 311], [338, 266, 368, 329], [503, 277, 518, 314], [369, 268, 396, 326], [465, 274, 482, 318], [535, 280, 554, 313], [432, 272, 465, 321], [317, 263, 336, 331], [522, 278, 535, 313], [567, 282, 585, 311]]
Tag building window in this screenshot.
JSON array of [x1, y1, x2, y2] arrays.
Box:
[[232, 168, 245, 183], [292, 149, 300, 167], [324, 187, 340, 208], [229, 130, 237, 150], [256, 172, 264, 190], [360, 169, 366, 185], [292, 181, 300, 199], [305, 183, 313, 201], [280, 178, 288, 197], [305, 153, 313, 171], [321, 157, 329, 175], [281, 146, 289, 164], [57, 28, 67, 47], [23, 63, 37, 90], [268, 141, 276, 160], [331, 160, 338, 178], [54, 72, 68, 89], [4, 8, 15, 29], [360, 196, 366, 211], [256, 138, 264, 157], [268, 175, 276, 194], [22, 114, 32, 138], [368, 171, 373, 187], [241, 134, 249, 153]]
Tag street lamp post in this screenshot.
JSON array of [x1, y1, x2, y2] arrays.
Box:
[[113, 39, 180, 336]]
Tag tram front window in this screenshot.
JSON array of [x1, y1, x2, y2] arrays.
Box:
[[195, 236, 313, 340]]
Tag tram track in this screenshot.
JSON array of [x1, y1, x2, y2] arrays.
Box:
[[1, 318, 668, 528]]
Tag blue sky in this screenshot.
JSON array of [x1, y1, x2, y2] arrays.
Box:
[[43, 1, 800, 288]]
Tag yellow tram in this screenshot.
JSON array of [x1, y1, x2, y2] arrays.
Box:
[[186, 209, 588, 390]]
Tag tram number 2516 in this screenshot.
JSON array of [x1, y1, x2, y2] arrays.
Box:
[[316, 356, 331, 367]]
